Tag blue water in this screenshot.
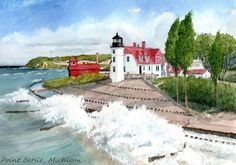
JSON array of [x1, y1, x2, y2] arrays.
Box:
[[0, 67, 66, 95], [0, 68, 112, 165], [2, 68, 235, 165]]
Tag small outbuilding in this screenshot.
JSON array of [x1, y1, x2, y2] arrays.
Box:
[[68, 54, 100, 77]]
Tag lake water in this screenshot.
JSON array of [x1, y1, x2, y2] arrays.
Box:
[[0, 68, 118, 165], [0, 68, 236, 165]]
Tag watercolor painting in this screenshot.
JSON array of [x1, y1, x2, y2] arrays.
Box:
[[0, 0, 236, 165]]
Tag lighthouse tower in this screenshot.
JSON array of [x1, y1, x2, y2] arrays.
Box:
[[110, 33, 124, 82]]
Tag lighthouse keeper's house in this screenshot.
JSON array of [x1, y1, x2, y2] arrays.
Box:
[[110, 33, 167, 82]]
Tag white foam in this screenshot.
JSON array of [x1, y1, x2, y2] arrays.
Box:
[[0, 73, 10, 76], [0, 88, 38, 104], [13, 72, 24, 75], [37, 95, 91, 132], [32, 79, 42, 83], [7, 93, 235, 165], [89, 102, 185, 164], [33, 95, 186, 164]]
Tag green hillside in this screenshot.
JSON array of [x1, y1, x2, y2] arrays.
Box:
[[26, 54, 111, 69]]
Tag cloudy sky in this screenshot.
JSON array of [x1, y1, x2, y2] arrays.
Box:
[[0, 0, 236, 65]]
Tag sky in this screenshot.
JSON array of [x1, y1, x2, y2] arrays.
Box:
[[0, 0, 236, 65]]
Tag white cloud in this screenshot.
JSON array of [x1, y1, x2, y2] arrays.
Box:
[[193, 9, 236, 38], [0, 19, 144, 65], [22, 0, 45, 7], [224, 9, 236, 37], [0, 9, 236, 65], [128, 7, 141, 14], [193, 10, 224, 35], [150, 12, 177, 51]]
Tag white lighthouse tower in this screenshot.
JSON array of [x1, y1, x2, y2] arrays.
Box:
[[110, 33, 125, 82]]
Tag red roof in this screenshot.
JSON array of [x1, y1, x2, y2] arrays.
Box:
[[167, 65, 182, 74], [186, 69, 207, 75], [124, 43, 166, 64], [167, 65, 207, 75]]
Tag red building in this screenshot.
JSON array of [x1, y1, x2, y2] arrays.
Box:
[[68, 54, 100, 77]]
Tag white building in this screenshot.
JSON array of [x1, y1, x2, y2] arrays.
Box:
[[167, 59, 211, 78], [110, 33, 167, 82]]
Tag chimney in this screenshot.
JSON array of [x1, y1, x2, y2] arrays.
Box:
[[142, 41, 146, 49], [133, 42, 136, 47], [96, 52, 99, 64]]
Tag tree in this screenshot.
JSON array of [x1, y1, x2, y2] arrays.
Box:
[[195, 33, 236, 80], [175, 11, 195, 108], [194, 33, 215, 59], [220, 33, 236, 80], [208, 31, 223, 105], [194, 33, 215, 74], [165, 18, 180, 102], [221, 33, 236, 57]]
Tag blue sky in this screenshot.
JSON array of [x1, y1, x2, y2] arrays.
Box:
[[0, 0, 236, 65]]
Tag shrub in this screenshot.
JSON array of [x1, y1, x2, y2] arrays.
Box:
[[153, 77, 236, 112], [43, 73, 105, 89]]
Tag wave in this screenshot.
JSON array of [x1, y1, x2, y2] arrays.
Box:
[[32, 79, 42, 83], [0, 73, 10, 77], [13, 72, 24, 75], [32, 95, 185, 164], [4, 91, 236, 164], [0, 88, 38, 104]]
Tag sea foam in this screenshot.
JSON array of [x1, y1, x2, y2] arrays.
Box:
[[4, 90, 236, 165], [34, 95, 185, 164]]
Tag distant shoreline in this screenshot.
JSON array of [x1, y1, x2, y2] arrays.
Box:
[[0, 66, 24, 68]]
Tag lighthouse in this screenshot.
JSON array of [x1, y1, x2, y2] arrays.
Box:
[[110, 33, 125, 82]]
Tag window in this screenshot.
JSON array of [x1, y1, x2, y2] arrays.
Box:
[[149, 66, 151, 71], [127, 56, 130, 62], [161, 64, 164, 71], [143, 66, 145, 70], [139, 55, 143, 62], [156, 65, 159, 71], [113, 57, 115, 62], [145, 56, 150, 63], [156, 56, 160, 62], [113, 66, 115, 72], [113, 49, 115, 54], [123, 66, 126, 72]]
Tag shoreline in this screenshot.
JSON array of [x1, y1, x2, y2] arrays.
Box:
[[28, 79, 236, 164], [47, 79, 236, 139], [30, 79, 236, 139], [60, 127, 122, 165]]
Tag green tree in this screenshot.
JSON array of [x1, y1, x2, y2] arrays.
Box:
[[195, 33, 236, 78], [195, 33, 215, 59], [220, 33, 236, 79], [221, 33, 236, 57], [165, 18, 180, 102], [208, 31, 224, 105], [194, 33, 215, 75], [175, 11, 195, 108]]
